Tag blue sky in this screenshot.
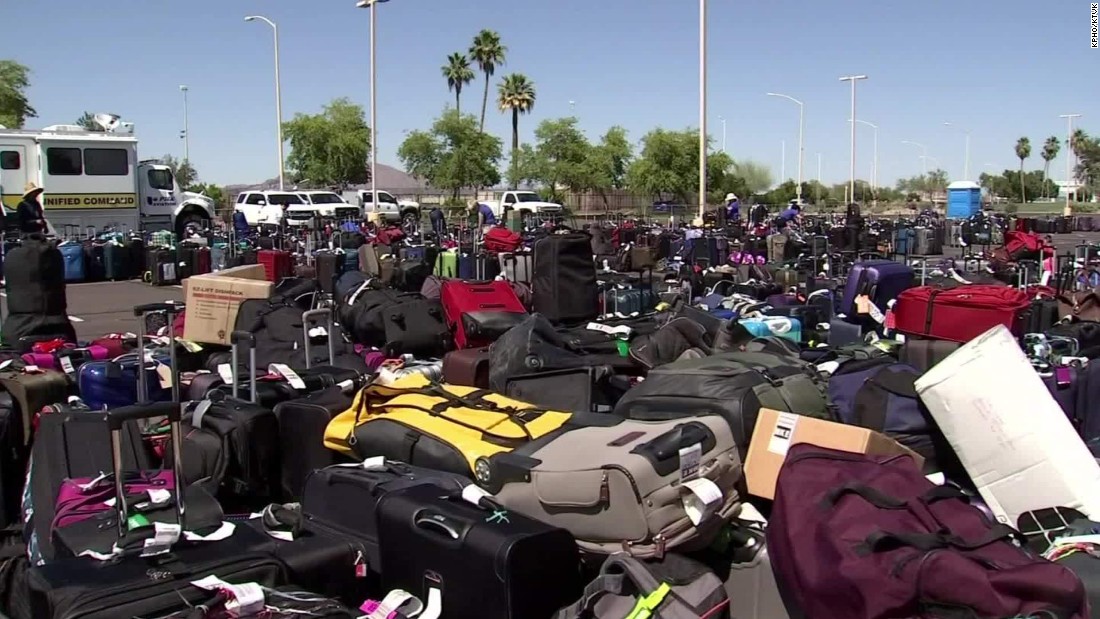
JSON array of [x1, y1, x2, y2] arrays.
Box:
[[5, 0, 1097, 189]]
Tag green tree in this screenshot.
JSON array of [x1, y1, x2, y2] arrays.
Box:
[[732, 160, 773, 196], [282, 98, 370, 187], [160, 154, 198, 189], [1073, 131, 1100, 196], [1015, 137, 1032, 202], [441, 52, 474, 114], [497, 73, 536, 189], [469, 30, 506, 133], [397, 109, 502, 199], [504, 143, 538, 189], [1041, 136, 1061, 198], [189, 183, 225, 205], [0, 60, 36, 128], [587, 126, 633, 208], [927, 169, 949, 195], [1000, 170, 1059, 202], [75, 112, 105, 132], [530, 117, 592, 197], [625, 128, 700, 203]]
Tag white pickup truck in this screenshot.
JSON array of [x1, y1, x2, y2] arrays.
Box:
[[481, 190, 563, 221], [350, 190, 421, 232]]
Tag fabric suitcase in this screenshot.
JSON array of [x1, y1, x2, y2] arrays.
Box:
[[102, 241, 131, 280], [0, 392, 27, 530], [897, 338, 961, 373], [839, 259, 915, 318], [442, 347, 491, 388], [489, 414, 741, 557], [0, 370, 70, 447], [499, 251, 534, 285], [613, 351, 831, 455], [301, 460, 472, 577], [441, 280, 528, 349], [324, 376, 574, 479], [273, 385, 355, 502], [5, 238, 67, 316], [315, 251, 346, 294], [532, 233, 599, 324], [147, 248, 178, 286], [58, 244, 84, 283], [766, 234, 787, 264], [27, 524, 285, 619], [504, 367, 624, 414], [893, 285, 1031, 343], [378, 482, 581, 619], [82, 243, 106, 282]]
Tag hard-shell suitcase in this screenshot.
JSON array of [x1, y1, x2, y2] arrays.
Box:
[[718, 523, 791, 619], [433, 250, 458, 278], [58, 244, 84, 283], [259, 249, 293, 282], [301, 460, 472, 577], [441, 347, 491, 388], [147, 248, 178, 286], [499, 251, 534, 285], [377, 482, 582, 619], [488, 415, 742, 558], [315, 251, 346, 294], [441, 280, 528, 349], [893, 285, 1031, 343], [102, 241, 131, 280], [839, 259, 915, 318]]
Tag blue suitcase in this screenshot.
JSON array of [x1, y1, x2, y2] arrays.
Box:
[[603, 288, 656, 316], [342, 248, 360, 274], [59, 244, 85, 282], [76, 351, 172, 410], [893, 228, 915, 255], [839, 259, 915, 319]]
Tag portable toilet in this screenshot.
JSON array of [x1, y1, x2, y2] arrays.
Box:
[[946, 181, 982, 219]]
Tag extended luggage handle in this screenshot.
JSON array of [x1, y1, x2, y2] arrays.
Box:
[[230, 331, 258, 404], [134, 302, 185, 404], [302, 308, 336, 370]]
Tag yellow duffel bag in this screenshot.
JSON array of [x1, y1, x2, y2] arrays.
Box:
[[324, 374, 573, 482]]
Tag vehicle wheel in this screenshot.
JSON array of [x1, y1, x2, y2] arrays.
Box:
[[401, 211, 421, 236], [176, 214, 206, 239]]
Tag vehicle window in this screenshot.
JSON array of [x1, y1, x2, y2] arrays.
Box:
[[267, 193, 304, 206], [377, 192, 396, 203], [309, 193, 343, 204], [0, 151, 19, 170], [84, 148, 128, 176], [236, 193, 246, 204], [516, 193, 540, 203], [147, 169, 174, 191], [502, 194, 515, 205], [46, 148, 82, 175], [245, 194, 266, 205]]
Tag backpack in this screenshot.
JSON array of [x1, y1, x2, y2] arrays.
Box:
[[768, 444, 1089, 619]]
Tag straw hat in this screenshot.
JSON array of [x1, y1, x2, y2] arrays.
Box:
[[724, 193, 738, 202], [22, 182, 43, 199]]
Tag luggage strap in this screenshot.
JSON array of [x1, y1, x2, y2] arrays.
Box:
[[850, 367, 922, 433]]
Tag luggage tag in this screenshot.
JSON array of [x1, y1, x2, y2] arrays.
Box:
[[269, 364, 307, 390], [362, 590, 425, 619], [679, 443, 702, 481], [141, 522, 181, 558], [59, 355, 75, 375], [217, 363, 234, 384], [157, 363, 173, 389], [1055, 366, 1074, 387], [680, 478, 723, 526]]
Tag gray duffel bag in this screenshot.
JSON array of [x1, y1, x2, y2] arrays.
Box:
[[554, 552, 729, 619]]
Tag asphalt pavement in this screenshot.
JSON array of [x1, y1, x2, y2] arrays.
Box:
[[4, 230, 1100, 343]]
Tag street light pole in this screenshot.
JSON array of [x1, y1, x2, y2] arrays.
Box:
[[943, 122, 971, 180], [358, 0, 391, 208], [838, 75, 867, 204], [853, 119, 878, 207], [244, 15, 285, 190], [179, 85, 190, 163], [718, 115, 726, 153], [781, 140, 786, 183], [766, 92, 804, 202], [1060, 113, 1082, 215], [697, 0, 707, 225], [901, 140, 927, 176], [816, 152, 822, 204]]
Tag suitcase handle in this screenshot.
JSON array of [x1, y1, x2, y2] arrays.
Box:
[[133, 302, 185, 317], [302, 309, 336, 370], [134, 303, 184, 403], [230, 331, 258, 403], [106, 401, 182, 429]]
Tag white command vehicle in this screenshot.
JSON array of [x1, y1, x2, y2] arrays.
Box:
[[0, 116, 216, 236], [481, 190, 563, 220], [285, 191, 361, 227], [354, 190, 420, 228], [233, 190, 309, 227]]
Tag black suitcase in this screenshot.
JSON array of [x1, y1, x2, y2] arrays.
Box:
[[315, 251, 346, 295], [273, 385, 356, 502], [377, 483, 583, 619], [27, 524, 285, 619], [0, 393, 27, 529], [532, 233, 599, 324], [4, 237, 67, 316], [301, 461, 472, 577], [102, 241, 132, 280], [82, 242, 106, 282], [147, 248, 178, 286]]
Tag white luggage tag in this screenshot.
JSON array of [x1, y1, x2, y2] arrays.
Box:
[[217, 363, 234, 384], [680, 478, 723, 526], [269, 364, 307, 390]]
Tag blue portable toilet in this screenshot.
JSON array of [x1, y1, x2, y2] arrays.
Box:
[[946, 181, 981, 219]]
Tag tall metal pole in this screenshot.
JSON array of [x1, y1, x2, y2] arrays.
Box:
[[839, 75, 867, 203], [697, 0, 707, 225], [902, 140, 927, 177], [944, 122, 971, 180], [781, 140, 786, 183], [179, 85, 190, 163], [245, 16, 285, 190], [766, 93, 804, 202], [718, 116, 727, 153], [854, 120, 878, 207], [816, 152, 822, 204], [1060, 113, 1082, 215], [370, 1, 377, 208]]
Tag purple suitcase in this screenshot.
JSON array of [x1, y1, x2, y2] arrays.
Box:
[[839, 259, 915, 318]]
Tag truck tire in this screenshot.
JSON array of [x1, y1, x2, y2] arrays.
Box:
[[401, 210, 420, 236], [176, 212, 207, 238]]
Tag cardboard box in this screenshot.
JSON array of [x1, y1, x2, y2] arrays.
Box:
[[916, 325, 1100, 527], [744, 408, 924, 500], [183, 265, 273, 345]]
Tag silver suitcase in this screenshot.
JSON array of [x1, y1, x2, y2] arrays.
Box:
[[498, 251, 533, 285], [724, 522, 791, 619]]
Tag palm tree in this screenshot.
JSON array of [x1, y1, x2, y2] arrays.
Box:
[[1015, 137, 1032, 202], [441, 52, 474, 114], [1041, 136, 1061, 198], [497, 74, 536, 189], [469, 30, 507, 132]]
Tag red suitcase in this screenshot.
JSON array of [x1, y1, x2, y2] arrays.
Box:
[[442, 347, 491, 388], [258, 249, 292, 282], [193, 247, 212, 276], [440, 280, 527, 349], [893, 285, 1031, 343]]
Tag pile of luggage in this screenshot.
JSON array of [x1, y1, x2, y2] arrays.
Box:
[[4, 213, 1100, 619]]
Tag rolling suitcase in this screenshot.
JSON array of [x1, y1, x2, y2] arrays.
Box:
[[898, 338, 962, 373], [377, 483, 582, 619], [315, 251, 345, 294], [441, 347, 491, 388], [893, 285, 1031, 343], [441, 280, 528, 349], [259, 249, 293, 282], [434, 250, 458, 278], [0, 392, 27, 529], [499, 251, 534, 285], [58, 244, 84, 283], [102, 241, 132, 280], [839, 259, 915, 318], [532, 233, 599, 324], [82, 242, 106, 282], [272, 386, 357, 503], [147, 248, 177, 286]]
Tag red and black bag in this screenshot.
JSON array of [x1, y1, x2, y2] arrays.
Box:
[[892, 284, 1031, 343], [483, 227, 522, 254], [994, 230, 1053, 264], [440, 280, 527, 349]]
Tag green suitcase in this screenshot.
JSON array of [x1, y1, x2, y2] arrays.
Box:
[[434, 251, 458, 277]]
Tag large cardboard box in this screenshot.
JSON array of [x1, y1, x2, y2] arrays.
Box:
[[916, 325, 1100, 527], [744, 408, 924, 500], [183, 265, 273, 345]]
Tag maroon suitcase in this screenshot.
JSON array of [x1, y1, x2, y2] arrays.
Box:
[[893, 285, 1031, 343], [258, 249, 293, 282], [442, 348, 491, 388]]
